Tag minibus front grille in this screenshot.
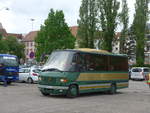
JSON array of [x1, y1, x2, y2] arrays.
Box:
[[41, 77, 56, 85]]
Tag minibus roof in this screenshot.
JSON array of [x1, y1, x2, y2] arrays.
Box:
[[54, 48, 127, 57], [0, 54, 17, 58]]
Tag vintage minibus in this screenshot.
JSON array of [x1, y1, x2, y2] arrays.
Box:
[[38, 48, 129, 97]]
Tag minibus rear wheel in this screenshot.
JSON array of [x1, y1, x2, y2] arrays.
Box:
[[67, 84, 79, 98]]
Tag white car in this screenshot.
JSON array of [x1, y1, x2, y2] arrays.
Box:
[[130, 67, 150, 80], [19, 67, 41, 83]]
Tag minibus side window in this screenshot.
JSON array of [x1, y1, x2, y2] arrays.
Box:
[[110, 56, 128, 71], [85, 54, 108, 71], [76, 54, 86, 72], [71, 53, 86, 72]]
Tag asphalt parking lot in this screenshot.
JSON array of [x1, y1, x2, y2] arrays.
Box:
[[0, 81, 150, 113]]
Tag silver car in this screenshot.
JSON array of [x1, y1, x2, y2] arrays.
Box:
[[130, 67, 150, 80], [19, 67, 41, 83]]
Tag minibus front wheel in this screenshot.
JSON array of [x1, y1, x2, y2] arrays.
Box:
[[67, 84, 79, 98], [41, 91, 49, 96]]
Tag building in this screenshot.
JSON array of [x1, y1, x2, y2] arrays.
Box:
[[22, 26, 79, 62], [70, 26, 78, 48], [0, 23, 23, 41], [22, 31, 38, 62], [70, 26, 78, 37]]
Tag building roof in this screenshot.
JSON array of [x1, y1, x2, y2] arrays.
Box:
[[0, 28, 7, 37], [70, 26, 78, 37], [115, 32, 121, 39], [0, 23, 23, 39], [7, 33, 23, 39], [0, 23, 3, 29], [23, 31, 38, 41]]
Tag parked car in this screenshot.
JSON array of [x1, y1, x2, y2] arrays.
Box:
[[130, 67, 150, 80], [19, 67, 41, 83]]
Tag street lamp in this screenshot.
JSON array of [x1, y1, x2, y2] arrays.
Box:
[[0, 7, 9, 11], [30, 18, 35, 31]]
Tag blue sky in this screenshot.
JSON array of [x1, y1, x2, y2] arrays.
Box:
[[0, 0, 135, 34]]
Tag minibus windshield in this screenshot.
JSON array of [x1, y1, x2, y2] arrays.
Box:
[[43, 51, 75, 72], [0, 56, 18, 67]]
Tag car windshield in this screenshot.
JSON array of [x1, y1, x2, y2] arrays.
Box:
[[144, 68, 150, 72], [0, 56, 18, 66], [33, 69, 41, 73], [132, 68, 142, 72], [43, 51, 75, 72]]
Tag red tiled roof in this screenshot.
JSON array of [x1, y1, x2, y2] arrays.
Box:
[[0, 28, 7, 37], [7, 33, 23, 39], [115, 32, 121, 39], [70, 26, 78, 37], [23, 31, 38, 41]]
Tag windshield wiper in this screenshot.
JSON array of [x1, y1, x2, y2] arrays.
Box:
[[42, 68, 62, 72]]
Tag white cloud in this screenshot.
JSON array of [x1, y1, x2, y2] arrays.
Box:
[[0, 0, 82, 33], [0, 0, 136, 34]]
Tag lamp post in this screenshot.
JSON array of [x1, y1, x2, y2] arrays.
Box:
[[0, 7, 9, 11], [30, 18, 35, 31]]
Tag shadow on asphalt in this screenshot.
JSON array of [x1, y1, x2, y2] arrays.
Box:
[[0, 82, 19, 87], [40, 91, 124, 99]]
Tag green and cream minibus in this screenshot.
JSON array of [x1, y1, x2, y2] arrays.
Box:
[[38, 48, 129, 97]]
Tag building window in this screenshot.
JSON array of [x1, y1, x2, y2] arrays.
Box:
[[26, 49, 29, 55], [27, 42, 30, 47], [30, 42, 33, 47]]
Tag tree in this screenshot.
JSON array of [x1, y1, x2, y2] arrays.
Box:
[[98, 0, 120, 52], [119, 0, 129, 54], [35, 9, 76, 61], [0, 33, 8, 53], [77, 0, 97, 48], [0, 40, 9, 53], [132, 0, 149, 66], [0, 36, 25, 59], [5, 36, 25, 59]]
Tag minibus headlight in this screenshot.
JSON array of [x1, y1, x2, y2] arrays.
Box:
[[60, 78, 68, 83]]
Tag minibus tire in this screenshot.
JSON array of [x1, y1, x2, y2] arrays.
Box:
[[109, 83, 116, 94], [67, 85, 79, 98], [41, 91, 49, 96]]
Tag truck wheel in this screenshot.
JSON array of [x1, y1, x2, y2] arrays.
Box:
[[41, 91, 49, 96], [7, 81, 11, 85], [109, 83, 116, 94], [67, 85, 79, 98], [27, 78, 33, 84]]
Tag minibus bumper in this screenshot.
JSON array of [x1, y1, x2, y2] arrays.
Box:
[[38, 85, 69, 95]]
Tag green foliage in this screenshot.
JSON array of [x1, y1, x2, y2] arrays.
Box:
[[77, 0, 97, 48], [0, 36, 25, 59], [0, 32, 2, 40], [119, 0, 129, 54], [131, 64, 150, 68], [132, 0, 149, 66], [98, 0, 120, 52], [35, 9, 76, 61], [0, 39, 9, 53]]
